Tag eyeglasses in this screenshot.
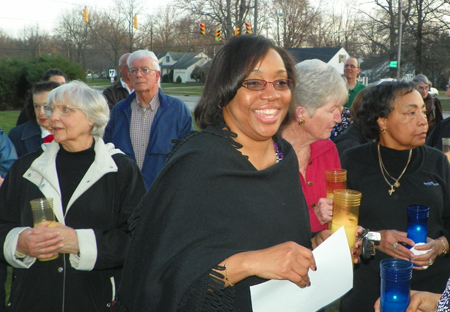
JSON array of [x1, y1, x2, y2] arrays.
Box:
[[241, 79, 292, 91], [417, 86, 430, 92], [128, 67, 157, 76], [344, 64, 358, 69], [44, 105, 79, 117]]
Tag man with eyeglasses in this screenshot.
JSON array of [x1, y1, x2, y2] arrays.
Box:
[[343, 57, 366, 109], [103, 53, 133, 109], [330, 57, 367, 140], [104, 50, 193, 191]]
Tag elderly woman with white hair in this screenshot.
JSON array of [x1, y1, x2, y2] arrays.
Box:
[[412, 74, 443, 134], [282, 59, 349, 233], [0, 81, 145, 311]]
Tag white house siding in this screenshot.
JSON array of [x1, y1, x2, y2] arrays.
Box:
[[327, 48, 350, 76], [174, 70, 187, 82]]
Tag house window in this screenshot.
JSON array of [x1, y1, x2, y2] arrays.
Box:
[[166, 56, 170, 62], [339, 55, 346, 63]]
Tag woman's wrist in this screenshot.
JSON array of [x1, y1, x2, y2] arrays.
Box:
[[216, 252, 251, 288], [438, 237, 448, 256]]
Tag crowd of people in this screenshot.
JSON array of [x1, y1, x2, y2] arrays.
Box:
[[0, 34, 448, 312]]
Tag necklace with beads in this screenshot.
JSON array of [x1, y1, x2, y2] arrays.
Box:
[[274, 141, 284, 163], [377, 144, 412, 195]]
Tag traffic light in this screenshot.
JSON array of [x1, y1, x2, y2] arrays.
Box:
[[133, 14, 138, 29], [245, 22, 251, 34], [215, 28, 222, 41], [234, 27, 241, 36], [200, 22, 205, 35], [83, 7, 89, 23]]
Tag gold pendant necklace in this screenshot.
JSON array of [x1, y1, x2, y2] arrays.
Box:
[[378, 144, 412, 195]]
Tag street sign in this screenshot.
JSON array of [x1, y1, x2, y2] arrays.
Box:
[[389, 61, 398, 68], [109, 69, 116, 78]]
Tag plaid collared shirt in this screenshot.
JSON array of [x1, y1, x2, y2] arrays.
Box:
[[130, 93, 160, 170]]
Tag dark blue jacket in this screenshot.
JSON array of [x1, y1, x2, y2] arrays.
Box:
[[104, 89, 193, 190], [0, 130, 17, 178], [8, 120, 41, 158]]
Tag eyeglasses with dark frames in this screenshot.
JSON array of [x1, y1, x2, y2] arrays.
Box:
[[44, 104, 79, 117], [128, 67, 158, 76], [241, 79, 292, 91]]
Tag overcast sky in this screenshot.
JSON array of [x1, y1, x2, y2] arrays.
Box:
[[0, 0, 171, 38], [0, 0, 372, 38]]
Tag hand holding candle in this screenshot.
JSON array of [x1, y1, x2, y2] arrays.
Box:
[[29, 198, 59, 261]]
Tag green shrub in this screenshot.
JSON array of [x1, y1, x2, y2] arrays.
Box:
[[0, 55, 85, 110]]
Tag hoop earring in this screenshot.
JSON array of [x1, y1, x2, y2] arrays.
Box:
[[298, 119, 305, 126]]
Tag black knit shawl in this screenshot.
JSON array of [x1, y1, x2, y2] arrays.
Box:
[[117, 124, 312, 311]]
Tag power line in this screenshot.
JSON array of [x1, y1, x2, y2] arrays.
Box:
[[0, 16, 54, 25]]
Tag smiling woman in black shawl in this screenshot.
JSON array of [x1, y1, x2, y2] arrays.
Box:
[[115, 35, 328, 311]]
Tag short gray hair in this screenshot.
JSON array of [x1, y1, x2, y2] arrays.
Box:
[[294, 59, 348, 115], [47, 81, 110, 137], [118, 53, 131, 66], [412, 74, 431, 87], [127, 50, 160, 71]]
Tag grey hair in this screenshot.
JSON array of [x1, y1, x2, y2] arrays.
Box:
[[294, 59, 348, 115], [127, 50, 160, 71], [118, 53, 131, 66], [46, 81, 110, 137], [127, 50, 161, 86], [412, 74, 431, 87]]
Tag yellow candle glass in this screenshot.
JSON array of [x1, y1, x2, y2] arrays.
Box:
[[330, 189, 362, 249]]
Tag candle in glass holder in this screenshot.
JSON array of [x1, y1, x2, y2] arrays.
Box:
[[406, 205, 429, 247], [380, 258, 412, 312], [325, 169, 347, 199], [330, 189, 361, 249], [30, 198, 59, 261]]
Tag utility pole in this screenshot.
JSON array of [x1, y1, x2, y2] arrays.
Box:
[[253, 0, 258, 35], [277, 12, 283, 47], [150, 23, 153, 51], [397, 0, 402, 80]]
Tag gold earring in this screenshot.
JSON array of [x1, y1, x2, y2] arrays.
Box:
[[381, 128, 386, 134], [298, 119, 305, 126]]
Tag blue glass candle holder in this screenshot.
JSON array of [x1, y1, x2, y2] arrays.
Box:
[[406, 205, 429, 247], [380, 258, 412, 312]]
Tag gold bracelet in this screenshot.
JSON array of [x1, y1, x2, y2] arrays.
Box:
[[439, 238, 448, 256], [224, 258, 234, 287]]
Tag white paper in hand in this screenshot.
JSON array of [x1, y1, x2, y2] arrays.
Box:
[[250, 227, 353, 312]]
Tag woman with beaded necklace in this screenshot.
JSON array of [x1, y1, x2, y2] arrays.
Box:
[[340, 81, 450, 312], [114, 35, 346, 312]]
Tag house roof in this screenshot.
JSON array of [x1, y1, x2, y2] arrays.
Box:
[[360, 54, 388, 71], [173, 57, 203, 69], [160, 52, 206, 69], [286, 47, 342, 63], [166, 52, 186, 62]]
